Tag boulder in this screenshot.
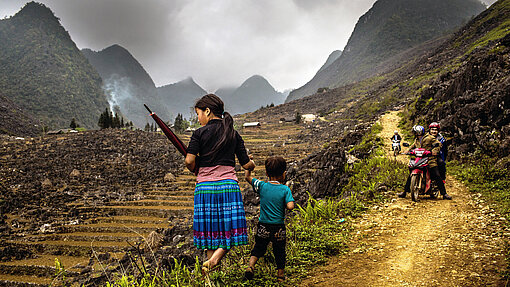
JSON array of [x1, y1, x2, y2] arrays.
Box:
[[70, 169, 81, 177], [41, 178, 52, 189], [164, 173, 176, 182]]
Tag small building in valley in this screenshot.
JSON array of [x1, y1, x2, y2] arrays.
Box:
[[243, 122, 261, 128], [302, 114, 317, 123]]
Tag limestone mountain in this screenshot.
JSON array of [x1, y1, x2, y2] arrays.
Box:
[[0, 2, 108, 129], [156, 77, 207, 120], [287, 0, 487, 102], [82, 44, 164, 127], [216, 75, 286, 115], [316, 50, 342, 74]]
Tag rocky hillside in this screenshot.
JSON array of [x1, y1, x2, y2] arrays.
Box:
[[0, 129, 182, 228], [156, 77, 207, 120], [0, 2, 108, 129], [402, 0, 510, 159], [316, 50, 342, 75], [242, 0, 509, 201], [217, 75, 286, 115], [0, 93, 40, 136], [287, 0, 487, 102], [82, 45, 164, 128]]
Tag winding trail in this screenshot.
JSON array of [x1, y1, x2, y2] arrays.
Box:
[[301, 111, 508, 286]]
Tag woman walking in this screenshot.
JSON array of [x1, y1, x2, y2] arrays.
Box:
[[185, 94, 255, 273]]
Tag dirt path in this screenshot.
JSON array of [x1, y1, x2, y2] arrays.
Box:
[[301, 111, 509, 286]]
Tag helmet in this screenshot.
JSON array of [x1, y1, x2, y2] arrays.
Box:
[[429, 122, 440, 130], [394, 130, 399, 134], [412, 125, 425, 136]]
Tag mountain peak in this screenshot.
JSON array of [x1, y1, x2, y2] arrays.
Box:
[[15, 2, 56, 20], [287, 0, 486, 102]]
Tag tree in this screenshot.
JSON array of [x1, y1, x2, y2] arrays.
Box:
[[174, 113, 188, 133], [295, 111, 302, 124], [70, 118, 77, 129], [144, 123, 150, 132]]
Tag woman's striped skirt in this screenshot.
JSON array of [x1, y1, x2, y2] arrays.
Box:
[[193, 179, 248, 250]]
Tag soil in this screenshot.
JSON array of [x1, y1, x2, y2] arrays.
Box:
[[300, 111, 509, 286]]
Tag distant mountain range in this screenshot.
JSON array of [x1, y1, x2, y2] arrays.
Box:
[[0, 2, 108, 130], [82, 45, 164, 128], [84, 43, 286, 122], [156, 77, 207, 120], [287, 0, 486, 102], [216, 75, 287, 115]]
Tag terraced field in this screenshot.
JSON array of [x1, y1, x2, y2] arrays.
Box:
[[0, 122, 317, 286]]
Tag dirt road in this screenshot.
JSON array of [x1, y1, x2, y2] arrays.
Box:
[[301, 111, 508, 286]]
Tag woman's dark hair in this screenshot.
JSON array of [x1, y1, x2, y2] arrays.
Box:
[[195, 94, 235, 157]]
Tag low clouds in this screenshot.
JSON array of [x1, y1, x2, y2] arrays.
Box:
[[1, 0, 497, 91]]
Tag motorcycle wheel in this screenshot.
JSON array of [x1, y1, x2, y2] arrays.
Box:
[[394, 148, 398, 157], [410, 174, 420, 202]]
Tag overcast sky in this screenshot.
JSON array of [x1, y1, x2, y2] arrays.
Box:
[[1, 0, 496, 92]]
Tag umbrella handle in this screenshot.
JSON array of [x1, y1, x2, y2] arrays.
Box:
[[144, 104, 153, 114]]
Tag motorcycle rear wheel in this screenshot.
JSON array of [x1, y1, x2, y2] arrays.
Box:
[[410, 174, 420, 202]]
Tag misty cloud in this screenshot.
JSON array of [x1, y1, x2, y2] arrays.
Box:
[[1, 0, 497, 91]]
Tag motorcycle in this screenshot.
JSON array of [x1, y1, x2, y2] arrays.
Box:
[[405, 147, 439, 202], [391, 139, 401, 156]]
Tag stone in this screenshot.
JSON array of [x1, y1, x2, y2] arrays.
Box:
[[164, 173, 176, 182], [70, 169, 81, 177], [41, 178, 52, 189]]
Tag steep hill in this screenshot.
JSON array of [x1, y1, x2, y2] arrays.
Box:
[[402, 0, 510, 158], [156, 77, 207, 120], [0, 2, 109, 129], [82, 45, 163, 127], [316, 50, 342, 74], [0, 93, 40, 136], [287, 0, 486, 102], [217, 75, 286, 115]]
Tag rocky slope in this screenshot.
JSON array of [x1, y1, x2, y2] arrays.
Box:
[[0, 93, 40, 136], [287, 0, 487, 102], [400, 0, 510, 159], [0, 2, 108, 129]]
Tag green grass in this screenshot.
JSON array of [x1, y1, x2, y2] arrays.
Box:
[[449, 155, 510, 215], [465, 19, 510, 55]]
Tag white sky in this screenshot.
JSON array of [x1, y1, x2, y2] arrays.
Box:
[[1, 0, 497, 92]]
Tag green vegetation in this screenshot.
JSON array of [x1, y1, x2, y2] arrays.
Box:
[[98, 108, 132, 129], [466, 19, 510, 54], [0, 2, 109, 129], [450, 155, 510, 215], [349, 123, 383, 155], [345, 122, 408, 201], [102, 195, 354, 286]]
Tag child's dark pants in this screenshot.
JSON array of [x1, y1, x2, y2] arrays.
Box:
[[251, 222, 286, 269]]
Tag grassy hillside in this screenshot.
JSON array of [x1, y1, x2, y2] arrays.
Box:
[[0, 2, 108, 129], [287, 0, 486, 102]]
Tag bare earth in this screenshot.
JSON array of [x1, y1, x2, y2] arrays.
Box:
[[301, 111, 509, 287]]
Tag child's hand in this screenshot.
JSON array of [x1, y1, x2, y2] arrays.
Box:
[[244, 169, 253, 183]]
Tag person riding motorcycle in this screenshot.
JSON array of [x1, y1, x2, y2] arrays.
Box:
[[390, 130, 402, 151], [429, 122, 447, 181], [398, 125, 452, 200]]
